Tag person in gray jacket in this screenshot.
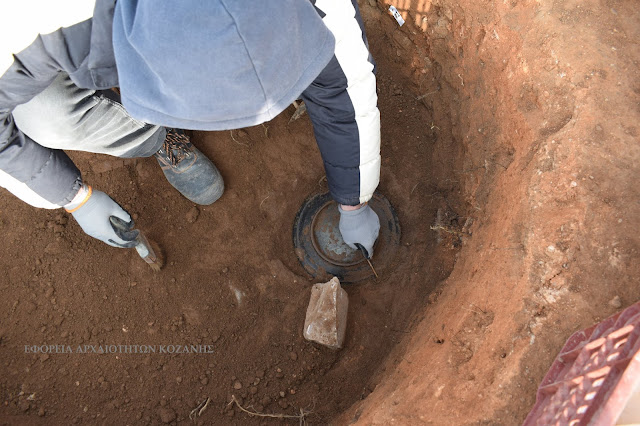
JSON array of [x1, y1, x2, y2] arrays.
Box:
[[0, 0, 381, 257]]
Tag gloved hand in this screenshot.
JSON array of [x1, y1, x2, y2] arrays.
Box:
[[65, 186, 139, 248], [338, 203, 380, 259]]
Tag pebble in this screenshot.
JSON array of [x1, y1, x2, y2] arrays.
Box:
[[250, 386, 258, 395], [609, 295, 622, 309], [158, 407, 176, 424], [201, 377, 209, 385], [289, 352, 298, 361], [44, 241, 67, 255], [185, 206, 200, 223], [233, 381, 242, 390], [38, 407, 45, 417]]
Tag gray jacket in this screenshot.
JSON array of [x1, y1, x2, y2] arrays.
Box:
[[0, 0, 118, 205]]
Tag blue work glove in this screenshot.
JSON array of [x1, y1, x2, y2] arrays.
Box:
[[338, 203, 380, 259], [65, 186, 139, 248]]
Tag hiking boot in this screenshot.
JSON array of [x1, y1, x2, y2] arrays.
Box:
[[154, 129, 224, 205]]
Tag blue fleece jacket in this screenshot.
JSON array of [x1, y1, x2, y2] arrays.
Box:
[[112, 0, 336, 131]]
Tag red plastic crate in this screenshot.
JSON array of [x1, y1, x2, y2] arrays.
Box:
[[523, 301, 640, 426]]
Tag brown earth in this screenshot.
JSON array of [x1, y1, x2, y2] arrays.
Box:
[[0, 0, 639, 425], [343, 0, 640, 424]]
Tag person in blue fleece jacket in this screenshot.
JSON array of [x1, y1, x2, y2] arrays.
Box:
[[0, 0, 381, 257]]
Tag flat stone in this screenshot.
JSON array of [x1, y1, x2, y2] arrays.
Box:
[[303, 277, 349, 349]]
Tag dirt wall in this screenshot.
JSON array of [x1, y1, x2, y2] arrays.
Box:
[[345, 0, 640, 423]]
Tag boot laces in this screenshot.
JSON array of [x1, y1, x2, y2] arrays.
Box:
[[162, 129, 191, 166]]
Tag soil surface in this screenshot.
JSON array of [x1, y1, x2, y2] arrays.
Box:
[[2, 0, 639, 424], [0, 3, 460, 424]]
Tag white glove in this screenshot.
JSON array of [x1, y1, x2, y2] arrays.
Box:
[[65, 185, 138, 248]]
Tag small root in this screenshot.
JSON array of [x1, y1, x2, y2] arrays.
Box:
[[430, 224, 465, 237], [471, 303, 488, 314], [228, 395, 312, 425], [259, 195, 271, 210], [230, 130, 248, 147], [189, 397, 211, 421], [416, 90, 439, 100]]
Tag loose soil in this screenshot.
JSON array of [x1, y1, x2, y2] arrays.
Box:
[[1, 0, 639, 424]]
